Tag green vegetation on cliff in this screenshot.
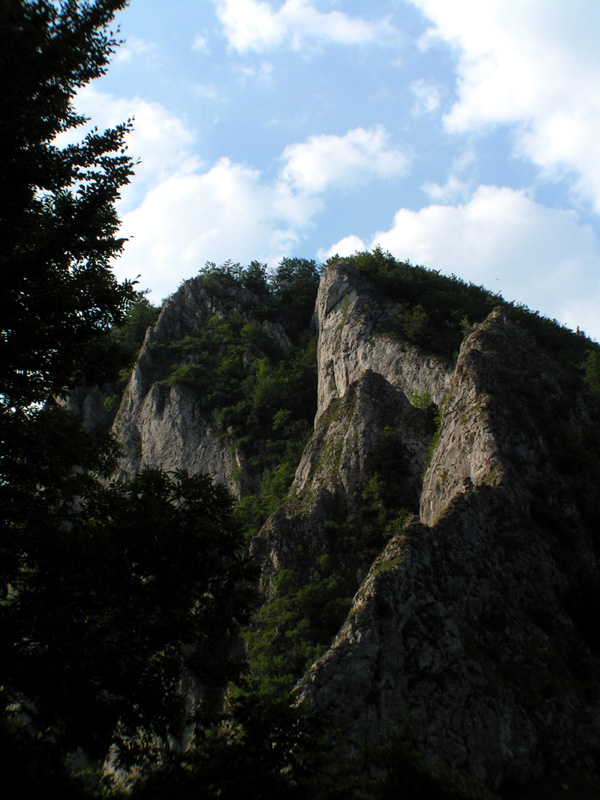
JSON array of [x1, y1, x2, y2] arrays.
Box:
[[346, 247, 600, 389], [5, 0, 599, 795], [51, 249, 600, 798], [148, 258, 321, 533], [245, 423, 420, 702]]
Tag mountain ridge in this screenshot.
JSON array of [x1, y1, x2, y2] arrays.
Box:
[[71, 253, 600, 795]]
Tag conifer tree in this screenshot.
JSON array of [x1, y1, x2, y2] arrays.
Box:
[[0, 0, 135, 408], [0, 1, 252, 782]]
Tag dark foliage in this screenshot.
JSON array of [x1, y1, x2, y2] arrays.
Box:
[[131, 697, 342, 800], [245, 426, 417, 702], [198, 256, 321, 342], [0, 0, 136, 409], [0, 0, 254, 786], [366, 727, 496, 800], [2, 462, 253, 759]]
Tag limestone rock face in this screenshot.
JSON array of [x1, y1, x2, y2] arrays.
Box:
[[110, 276, 289, 496], [66, 384, 118, 431], [113, 380, 238, 490], [292, 277, 600, 789], [73, 259, 600, 792], [316, 261, 452, 419], [252, 367, 433, 593], [109, 279, 231, 493], [255, 260, 455, 592]]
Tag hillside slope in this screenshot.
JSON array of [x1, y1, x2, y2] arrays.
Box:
[[75, 254, 600, 795]]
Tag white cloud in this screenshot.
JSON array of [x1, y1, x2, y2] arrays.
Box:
[[422, 146, 476, 203], [72, 90, 409, 301], [215, 0, 396, 53], [236, 60, 275, 85], [114, 36, 155, 63], [117, 158, 302, 299], [192, 33, 209, 52], [410, 78, 441, 115], [67, 86, 198, 209], [117, 122, 411, 300], [422, 174, 469, 203], [318, 234, 366, 262], [327, 186, 600, 339], [193, 84, 219, 100], [281, 126, 410, 193], [409, 0, 600, 211], [56, 88, 296, 298]]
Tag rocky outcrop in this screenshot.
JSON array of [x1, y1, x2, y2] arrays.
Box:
[[315, 261, 452, 418], [75, 259, 600, 793], [109, 278, 238, 492], [251, 367, 433, 594], [109, 276, 291, 497], [252, 261, 446, 590], [66, 383, 119, 431], [113, 379, 239, 491], [293, 283, 600, 789]]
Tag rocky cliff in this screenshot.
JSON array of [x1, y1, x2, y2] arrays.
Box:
[[111, 278, 246, 495], [78, 255, 600, 795], [297, 294, 600, 788]]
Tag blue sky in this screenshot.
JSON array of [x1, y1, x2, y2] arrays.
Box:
[[76, 0, 600, 339]]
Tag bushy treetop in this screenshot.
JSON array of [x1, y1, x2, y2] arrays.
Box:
[[0, 0, 134, 410]]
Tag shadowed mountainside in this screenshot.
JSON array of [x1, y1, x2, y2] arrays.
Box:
[[73, 253, 600, 796]]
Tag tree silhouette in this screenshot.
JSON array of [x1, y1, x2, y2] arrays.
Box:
[[0, 1, 252, 782]]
